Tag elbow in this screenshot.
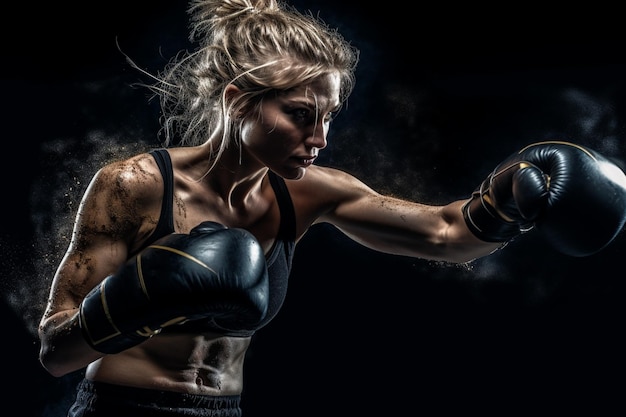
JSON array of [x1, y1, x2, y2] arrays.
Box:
[[38, 323, 70, 377], [39, 335, 96, 377], [38, 311, 98, 377], [39, 348, 66, 378], [41, 363, 69, 379], [39, 342, 75, 378]]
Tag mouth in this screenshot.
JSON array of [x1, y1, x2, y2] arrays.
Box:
[[293, 155, 317, 167]]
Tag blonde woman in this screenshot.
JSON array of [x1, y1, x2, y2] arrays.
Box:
[[38, 1, 626, 416]]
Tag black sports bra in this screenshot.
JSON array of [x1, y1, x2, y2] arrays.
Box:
[[147, 148, 297, 336]]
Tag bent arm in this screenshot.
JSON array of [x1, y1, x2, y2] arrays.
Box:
[[38, 156, 158, 377]]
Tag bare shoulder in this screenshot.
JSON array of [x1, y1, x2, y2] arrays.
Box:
[[77, 152, 164, 247], [289, 165, 380, 200], [93, 152, 162, 196], [285, 165, 381, 232]]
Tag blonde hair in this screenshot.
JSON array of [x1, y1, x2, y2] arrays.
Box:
[[148, 0, 359, 167]]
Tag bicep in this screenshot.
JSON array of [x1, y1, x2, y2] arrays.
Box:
[[41, 164, 142, 320]]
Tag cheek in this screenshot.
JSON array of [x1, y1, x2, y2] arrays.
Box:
[[242, 117, 296, 154]]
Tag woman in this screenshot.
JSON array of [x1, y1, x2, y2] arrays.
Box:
[[38, 0, 626, 416]]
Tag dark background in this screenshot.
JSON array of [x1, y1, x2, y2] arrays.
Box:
[[2, 1, 625, 416]]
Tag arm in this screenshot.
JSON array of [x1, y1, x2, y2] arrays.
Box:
[[308, 167, 501, 264], [333, 197, 500, 263], [38, 156, 157, 377], [311, 141, 626, 263], [39, 155, 269, 376]]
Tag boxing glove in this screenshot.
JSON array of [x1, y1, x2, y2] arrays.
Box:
[[79, 221, 269, 354], [462, 141, 626, 257]]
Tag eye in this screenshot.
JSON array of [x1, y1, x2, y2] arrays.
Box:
[[323, 111, 336, 123], [288, 107, 337, 125], [291, 108, 310, 122]]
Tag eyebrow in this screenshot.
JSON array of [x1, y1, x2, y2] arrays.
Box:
[[286, 96, 341, 113]]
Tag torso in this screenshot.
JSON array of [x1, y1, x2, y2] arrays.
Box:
[[86, 332, 251, 395], [85, 147, 297, 395]]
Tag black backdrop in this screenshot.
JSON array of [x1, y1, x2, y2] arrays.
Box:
[[2, 1, 625, 416]]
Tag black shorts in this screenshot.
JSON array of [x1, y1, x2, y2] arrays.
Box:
[[67, 379, 242, 417]]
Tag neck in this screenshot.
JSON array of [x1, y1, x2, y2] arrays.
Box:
[[206, 145, 268, 209]]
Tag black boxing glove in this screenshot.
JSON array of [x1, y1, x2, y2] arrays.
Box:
[[462, 141, 626, 256], [79, 221, 269, 354]]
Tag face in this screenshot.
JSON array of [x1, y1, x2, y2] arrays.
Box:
[[240, 73, 341, 180]]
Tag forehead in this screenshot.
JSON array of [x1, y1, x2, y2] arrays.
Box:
[[281, 73, 341, 109]]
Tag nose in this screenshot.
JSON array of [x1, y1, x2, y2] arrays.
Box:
[[305, 121, 328, 150]]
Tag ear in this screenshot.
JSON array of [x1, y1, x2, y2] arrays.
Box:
[[224, 83, 241, 104], [224, 84, 244, 119]]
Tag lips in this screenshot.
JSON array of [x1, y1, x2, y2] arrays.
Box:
[[294, 155, 317, 166]]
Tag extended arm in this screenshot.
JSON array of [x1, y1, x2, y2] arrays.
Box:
[[309, 169, 502, 263], [314, 141, 626, 262]]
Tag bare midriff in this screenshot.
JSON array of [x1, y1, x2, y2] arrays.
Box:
[[85, 332, 252, 396]]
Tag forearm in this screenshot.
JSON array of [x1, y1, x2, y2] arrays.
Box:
[[438, 199, 504, 263], [39, 310, 103, 377]]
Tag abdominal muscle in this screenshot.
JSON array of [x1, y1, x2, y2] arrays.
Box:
[[85, 332, 252, 396]]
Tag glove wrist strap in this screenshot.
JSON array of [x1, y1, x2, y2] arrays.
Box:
[[462, 188, 524, 243]]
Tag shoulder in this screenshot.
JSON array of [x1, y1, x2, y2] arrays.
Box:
[[94, 151, 161, 183], [89, 152, 162, 200], [77, 152, 164, 232], [285, 165, 381, 227], [290, 165, 379, 199]]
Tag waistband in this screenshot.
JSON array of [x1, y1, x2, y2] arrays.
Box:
[[76, 378, 241, 410]]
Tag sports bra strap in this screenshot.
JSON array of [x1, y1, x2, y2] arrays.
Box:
[[149, 149, 175, 238]]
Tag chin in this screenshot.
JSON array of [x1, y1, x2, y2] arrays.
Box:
[[289, 171, 306, 181], [280, 167, 306, 181]]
